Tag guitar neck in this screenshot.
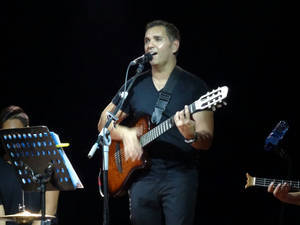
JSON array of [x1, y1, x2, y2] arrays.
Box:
[[138, 86, 228, 147], [254, 177, 300, 191], [140, 104, 197, 147], [140, 116, 175, 147]]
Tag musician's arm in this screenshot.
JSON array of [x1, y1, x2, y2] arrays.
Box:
[[45, 190, 59, 216], [269, 182, 300, 206], [175, 106, 214, 151], [286, 192, 300, 206], [0, 204, 5, 225], [97, 102, 129, 141], [191, 110, 214, 150], [97, 102, 142, 161]]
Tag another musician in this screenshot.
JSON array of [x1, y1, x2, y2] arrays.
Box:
[[268, 182, 300, 206], [97, 20, 214, 225], [0, 105, 59, 225]]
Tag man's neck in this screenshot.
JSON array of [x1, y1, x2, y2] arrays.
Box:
[[151, 59, 177, 81]]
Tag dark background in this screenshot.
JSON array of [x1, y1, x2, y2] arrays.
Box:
[[1, 0, 298, 224]]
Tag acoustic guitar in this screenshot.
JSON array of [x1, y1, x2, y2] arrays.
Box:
[[108, 86, 229, 197]]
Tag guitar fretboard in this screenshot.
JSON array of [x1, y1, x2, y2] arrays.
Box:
[[140, 117, 174, 147], [255, 177, 300, 191], [139, 104, 196, 147], [138, 86, 227, 148]]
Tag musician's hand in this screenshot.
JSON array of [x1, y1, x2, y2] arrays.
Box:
[[268, 182, 291, 202], [174, 105, 195, 140], [121, 127, 143, 161]]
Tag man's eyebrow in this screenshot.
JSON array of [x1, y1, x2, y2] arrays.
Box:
[[146, 35, 162, 40], [153, 35, 162, 39]]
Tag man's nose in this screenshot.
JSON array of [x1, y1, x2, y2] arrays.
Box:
[[147, 39, 155, 48], [146, 44, 155, 52]]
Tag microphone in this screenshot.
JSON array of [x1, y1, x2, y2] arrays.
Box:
[[131, 52, 156, 65], [264, 120, 289, 151], [88, 127, 111, 159], [88, 133, 101, 159]]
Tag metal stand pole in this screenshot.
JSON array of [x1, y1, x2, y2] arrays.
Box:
[[37, 164, 54, 225], [87, 62, 146, 225], [99, 128, 111, 225]]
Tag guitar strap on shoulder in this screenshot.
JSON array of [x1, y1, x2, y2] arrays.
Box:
[[151, 66, 182, 125]]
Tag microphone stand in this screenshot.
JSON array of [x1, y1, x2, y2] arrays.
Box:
[[93, 62, 145, 225], [99, 117, 114, 225]]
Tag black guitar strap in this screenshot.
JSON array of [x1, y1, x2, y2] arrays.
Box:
[[151, 66, 182, 125]]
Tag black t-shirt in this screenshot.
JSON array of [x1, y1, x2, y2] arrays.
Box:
[[0, 157, 41, 225], [112, 65, 210, 166]]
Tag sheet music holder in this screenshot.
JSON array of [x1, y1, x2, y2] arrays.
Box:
[[0, 125, 83, 224]]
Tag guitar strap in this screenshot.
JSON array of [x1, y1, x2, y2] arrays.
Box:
[[151, 66, 182, 125]]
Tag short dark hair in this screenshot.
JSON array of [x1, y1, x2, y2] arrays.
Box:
[[145, 20, 181, 43], [0, 105, 29, 128]]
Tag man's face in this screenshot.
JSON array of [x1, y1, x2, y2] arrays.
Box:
[[144, 26, 178, 66], [1, 119, 25, 129]]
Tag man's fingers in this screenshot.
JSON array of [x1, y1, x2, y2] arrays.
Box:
[[184, 105, 190, 119], [268, 182, 274, 192], [273, 183, 282, 196]]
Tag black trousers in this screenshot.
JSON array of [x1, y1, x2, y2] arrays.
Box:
[[129, 160, 199, 225]]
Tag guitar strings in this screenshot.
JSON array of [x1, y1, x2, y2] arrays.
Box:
[[255, 177, 300, 190]]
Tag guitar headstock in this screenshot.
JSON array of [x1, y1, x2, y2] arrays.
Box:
[[194, 86, 228, 112], [245, 173, 255, 189]]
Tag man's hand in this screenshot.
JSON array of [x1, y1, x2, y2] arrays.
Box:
[[120, 126, 143, 161], [174, 105, 195, 140], [268, 182, 291, 202]]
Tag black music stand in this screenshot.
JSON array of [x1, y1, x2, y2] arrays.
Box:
[[0, 126, 84, 225]]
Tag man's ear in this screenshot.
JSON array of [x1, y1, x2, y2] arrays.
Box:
[[172, 39, 180, 54]]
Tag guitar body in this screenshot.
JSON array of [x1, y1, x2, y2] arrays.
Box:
[[108, 116, 151, 197]]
